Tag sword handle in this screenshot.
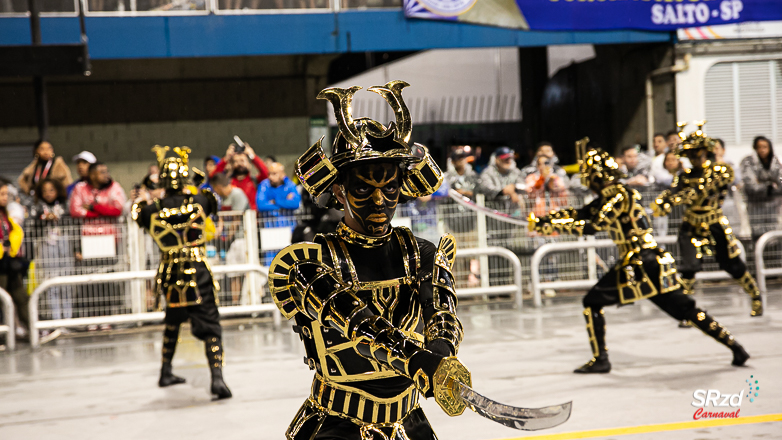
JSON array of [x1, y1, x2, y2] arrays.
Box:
[[432, 356, 472, 417]]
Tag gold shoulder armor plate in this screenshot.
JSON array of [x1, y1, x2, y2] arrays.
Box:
[[268, 242, 323, 319], [436, 234, 456, 270]]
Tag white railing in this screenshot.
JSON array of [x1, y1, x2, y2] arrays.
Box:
[[530, 235, 747, 306], [754, 231, 782, 301], [455, 247, 524, 309], [0, 287, 15, 351], [28, 264, 274, 349]]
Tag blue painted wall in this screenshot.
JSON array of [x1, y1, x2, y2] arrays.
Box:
[[0, 10, 673, 60]]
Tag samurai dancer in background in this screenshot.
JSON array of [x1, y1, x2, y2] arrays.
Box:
[[529, 138, 750, 373], [652, 122, 763, 318], [132, 146, 232, 399]]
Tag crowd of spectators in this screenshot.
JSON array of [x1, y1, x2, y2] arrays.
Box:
[[443, 133, 782, 243], [0, 139, 307, 339], [1, 132, 781, 341]]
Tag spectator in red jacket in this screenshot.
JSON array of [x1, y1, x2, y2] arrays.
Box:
[[209, 143, 268, 210], [69, 162, 127, 218]]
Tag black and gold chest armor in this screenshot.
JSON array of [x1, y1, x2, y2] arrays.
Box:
[[654, 163, 741, 259], [133, 191, 219, 308], [304, 224, 425, 385], [269, 223, 463, 434], [531, 184, 678, 304]]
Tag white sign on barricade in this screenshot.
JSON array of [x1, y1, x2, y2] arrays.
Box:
[[260, 227, 293, 251], [391, 216, 412, 230], [80, 235, 117, 259]]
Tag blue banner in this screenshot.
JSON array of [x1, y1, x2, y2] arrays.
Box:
[[403, 0, 782, 32]]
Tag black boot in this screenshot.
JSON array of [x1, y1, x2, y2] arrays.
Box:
[[574, 307, 611, 374], [574, 354, 611, 373], [206, 337, 232, 399], [687, 308, 750, 366], [159, 324, 186, 387], [159, 362, 186, 387]]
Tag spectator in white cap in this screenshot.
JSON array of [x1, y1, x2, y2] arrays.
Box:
[[67, 151, 97, 197]]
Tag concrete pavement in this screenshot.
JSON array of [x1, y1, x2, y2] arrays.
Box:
[[1, 285, 780, 440]]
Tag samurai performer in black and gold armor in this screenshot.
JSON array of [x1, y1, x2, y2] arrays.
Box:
[[132, 146, 232, 399], [652, 122, 763, 317], [270, 81, 470, 439], [529, 138, 749, 374]]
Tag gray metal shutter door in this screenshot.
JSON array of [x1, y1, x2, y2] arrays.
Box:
[[705, 62, 737, 146], [738, 61, 774, 146]]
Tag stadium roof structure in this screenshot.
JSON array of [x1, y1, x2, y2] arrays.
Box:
[[0, 10, 673, 60]]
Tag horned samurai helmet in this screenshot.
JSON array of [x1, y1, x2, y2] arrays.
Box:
[[153, 145, 204, 192], [575, 137, 626, 191], [675, 120, 716, 156], [295, 80, 443, 208]]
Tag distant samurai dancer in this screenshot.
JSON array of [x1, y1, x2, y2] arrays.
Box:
[[132, 146, 231, 399], [652, 122, 762, 317], [529, 138, 749, 373]]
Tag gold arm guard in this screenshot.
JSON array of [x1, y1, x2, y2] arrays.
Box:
[[531, 207, 586, 236], [432, 356, 472, 417], [653, 174, 697, 216], [425, 234, 464, 354], [651, 190, 673, 217]]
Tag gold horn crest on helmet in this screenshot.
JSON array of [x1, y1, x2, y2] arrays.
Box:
[[295, 80, 443, 209], [575, 137, 590, 167], [317, 85, 364, 148], [368, 80, 412, 144], [152, 145, 170, 168], [676, 121, 689, 145]]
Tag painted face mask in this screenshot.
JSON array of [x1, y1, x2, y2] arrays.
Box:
[[342, 163, 400, 236]]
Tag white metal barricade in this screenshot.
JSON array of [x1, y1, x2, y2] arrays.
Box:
[[28, 264, 274, 349], [0, 287, 15, 351], [455, 247, 524, 309], [530, 236, 747, 307], [754, 230, 782, 300]]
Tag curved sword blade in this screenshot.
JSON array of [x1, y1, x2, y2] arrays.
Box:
[[455, 381, 572, 431]]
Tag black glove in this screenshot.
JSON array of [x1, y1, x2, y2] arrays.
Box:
[[408, 350, 444, 398], [426, 339, 453, 357]]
